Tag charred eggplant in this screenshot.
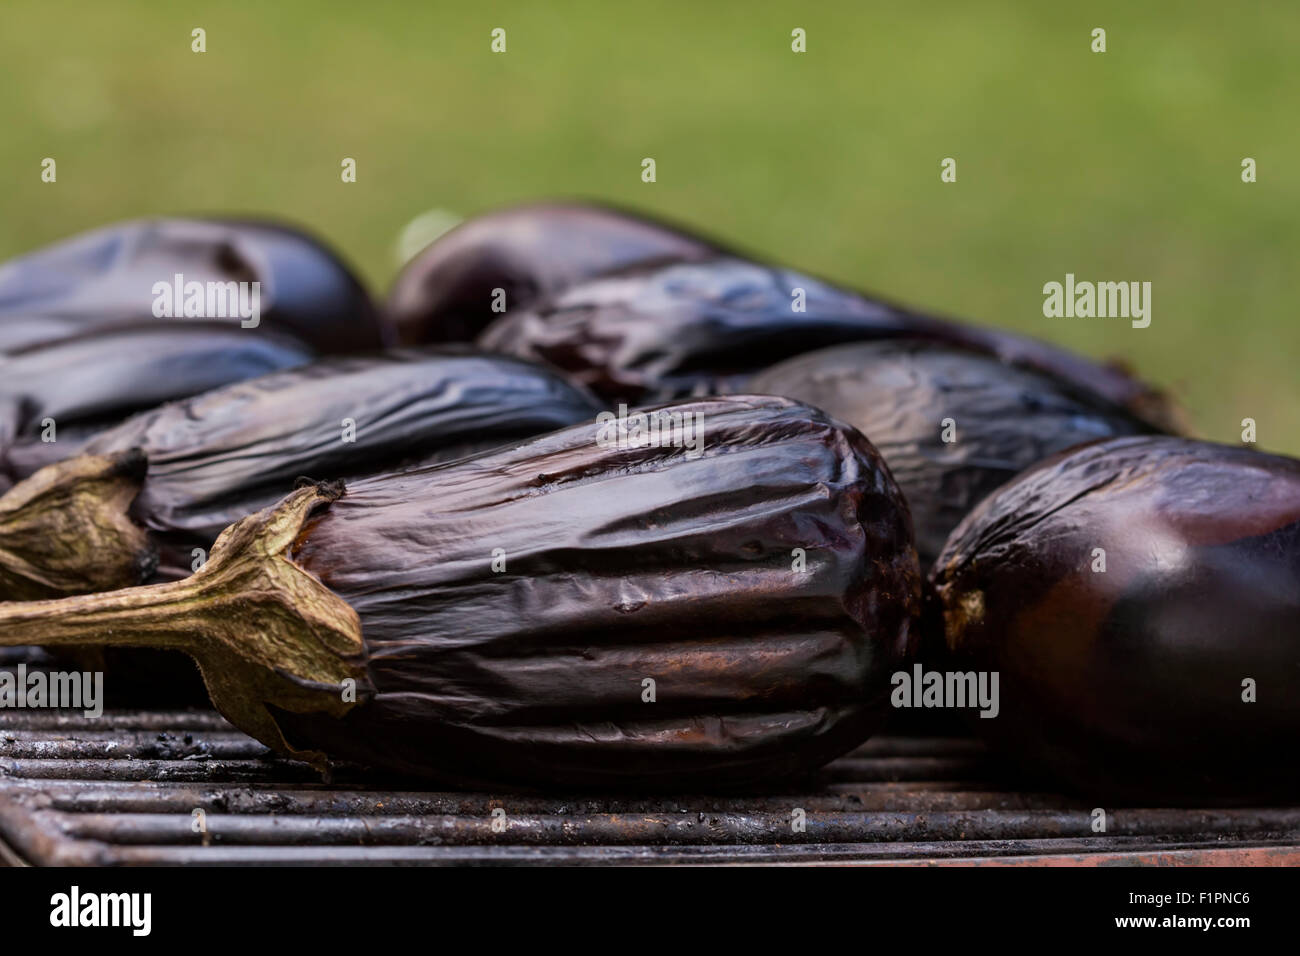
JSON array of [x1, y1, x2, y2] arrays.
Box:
[[478, 257, 1181, 431], [388, 201, 723, 344], [0, 396, 921, 788], [0, 323, 314, 492], [0, 350, 604, 598], [750, 340, 1158, 565], [931, 436, 1300, 803], [0, 217, 389, 354]]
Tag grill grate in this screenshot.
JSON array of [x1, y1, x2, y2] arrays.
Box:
[[3, 708, 1299, 865]]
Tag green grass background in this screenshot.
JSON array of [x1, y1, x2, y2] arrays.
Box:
[[1, 1, 1295, 453]]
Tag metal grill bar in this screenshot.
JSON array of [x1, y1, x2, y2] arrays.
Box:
[[2, 708, 1298, 866]]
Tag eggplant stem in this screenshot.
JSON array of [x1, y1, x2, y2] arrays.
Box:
[[0, 451, 157, 600], [0, 481, 368, 768]]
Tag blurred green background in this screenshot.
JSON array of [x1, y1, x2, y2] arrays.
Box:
[[1, 1, 1295, 453]]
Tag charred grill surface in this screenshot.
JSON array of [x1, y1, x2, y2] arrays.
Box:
[[2, 704, 1297, 866]]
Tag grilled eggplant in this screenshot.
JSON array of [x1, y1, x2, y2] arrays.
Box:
[[0, 396, 921, 788], [388, 201, 723, 344], [750, 340, 1159, 565], [0, 323, 314, 492], [0, 217, 388, 354], [0, 350, 604, 599], [931, 436, 1300, 803], [478, 257, 1181, 431]]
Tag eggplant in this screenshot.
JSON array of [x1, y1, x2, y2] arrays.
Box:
[[0, 349, 604, 599], [0, 323, 314, 492], [0, 217, 389, 354], [0, 396, 921, 788], [931, 436, 1300, 804], [388, 201, 724, 344], [478, 257, 1182, 431], [750, 340, 1159, 565]]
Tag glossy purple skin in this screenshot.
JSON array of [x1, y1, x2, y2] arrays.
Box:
[[932, 436, 1300, 804], [479, 257, 917, 400], [0, 323, 314, 492], [750, 340, 1158, 565], [0, 217, 389, 354], [4, 349, 603, 703], [478, 256, 1179, 431], [76, 349, 604, 582], [387, 201, 724, 344], [276, 395, 921, 789]]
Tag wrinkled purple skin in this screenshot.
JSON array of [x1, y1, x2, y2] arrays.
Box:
[[932, 436, 1300, 804], [76, 349, 604, 582], [0, 217, 390, 354], [387, 201, 1173, 428], [20, 350, 603, 705], [276, 395, 921, 789], [752, 340, 1159, 738], [0, 323, 314, 493], [478, 255, 1180, 432], [750, 340, 1159, 566], [387, 201, 725, 344]]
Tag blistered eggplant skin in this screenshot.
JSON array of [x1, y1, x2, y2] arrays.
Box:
[[277, 395, 921, 788], [750, 341, 1158, 565], [388, 202, 723, 344], [75, 350, 605, 581], [0, 323, 314, 490], [477, 257, 1179, 431], [932, 437, 1300, 804], [909, 318, 1182, 433], [478, 258, 917, 401], [0, 218, 388, 354]]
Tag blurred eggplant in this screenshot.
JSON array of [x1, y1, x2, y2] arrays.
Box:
[[750, 340, 1159, 565], [478, 257, 1182, 431], [932, 436, 1300, 804], [0, 323, 314, 492], [0, 396, 920, 788], [0, 217, 389, 354], [0, 349, 604, 598], [388, 201, 724, 344]]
